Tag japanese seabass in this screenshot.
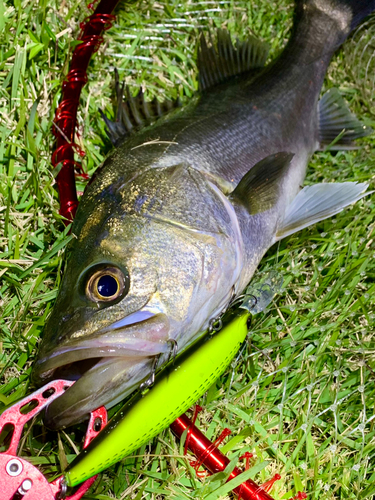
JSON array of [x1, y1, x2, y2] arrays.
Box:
[[34, 0, 374, 429]]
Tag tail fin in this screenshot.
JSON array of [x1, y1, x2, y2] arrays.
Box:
[[295, 0, 375, 39], [344, 0, 375, 31], [287, 0, 375, 63]]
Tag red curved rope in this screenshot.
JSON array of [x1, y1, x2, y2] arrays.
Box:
[[52, 0, 119, 222]]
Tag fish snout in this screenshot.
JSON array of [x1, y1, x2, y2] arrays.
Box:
[[34, 313, 172, 428]]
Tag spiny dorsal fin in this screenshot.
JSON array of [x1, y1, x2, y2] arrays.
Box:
[[318, 88, 372, 150], [198, 29, 269, 92], [101, 69, 182, 146], [229, 152, 294, 215]]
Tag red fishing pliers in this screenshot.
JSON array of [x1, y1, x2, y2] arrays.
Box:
[[0, 380, 107, 500]]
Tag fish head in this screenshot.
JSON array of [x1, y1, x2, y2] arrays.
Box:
[[33, 163, 240, 429]]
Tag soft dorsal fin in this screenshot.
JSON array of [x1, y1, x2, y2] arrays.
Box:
[[198, 29, 269, 92], [228, 152, 294, 214], [318, 88, 372, 150], [101, 69, 182, 146]]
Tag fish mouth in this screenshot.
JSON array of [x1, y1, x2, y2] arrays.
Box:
[[33, 311, 171, 429]]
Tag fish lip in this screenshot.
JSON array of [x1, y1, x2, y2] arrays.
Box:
[[43, 354, 153, 429], [33, 310, 169, 383]]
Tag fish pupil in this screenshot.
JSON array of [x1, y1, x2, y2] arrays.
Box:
[[97, 274, 118, 298]]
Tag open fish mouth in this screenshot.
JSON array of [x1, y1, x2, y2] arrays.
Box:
[[33, 311, 171, 429]]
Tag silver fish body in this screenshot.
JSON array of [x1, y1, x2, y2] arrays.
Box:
[[34, 0, 374, 428]]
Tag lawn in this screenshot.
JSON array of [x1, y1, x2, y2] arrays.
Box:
[[0, 0, 374, 499]]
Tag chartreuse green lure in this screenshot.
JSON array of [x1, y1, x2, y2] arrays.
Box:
[[65, 309, 250, 486]]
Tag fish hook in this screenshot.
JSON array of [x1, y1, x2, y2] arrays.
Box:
[[167, 338, 178, 364], [140, 355, 160, 391]]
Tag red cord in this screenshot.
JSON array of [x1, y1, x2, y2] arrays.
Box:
[[52, 0, 120, 223]]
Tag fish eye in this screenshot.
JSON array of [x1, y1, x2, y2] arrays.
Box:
[[97, 275, 118, 297], [86, 266, 129, 303]]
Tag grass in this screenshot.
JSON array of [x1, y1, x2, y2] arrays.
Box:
[[0, 0, 374, 499]]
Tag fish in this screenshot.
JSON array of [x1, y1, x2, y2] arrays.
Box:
[[33, 0, 374, 429]]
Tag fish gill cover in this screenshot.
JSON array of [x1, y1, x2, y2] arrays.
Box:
[[0, 0, 374, 499]]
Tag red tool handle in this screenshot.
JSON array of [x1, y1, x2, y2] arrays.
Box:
[[171, 414, 276, 500], [0, 380, 107, 499]]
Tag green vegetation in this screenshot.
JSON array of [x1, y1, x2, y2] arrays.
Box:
[[0, 1, 374, 498]]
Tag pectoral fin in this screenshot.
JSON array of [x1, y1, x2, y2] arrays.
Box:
[[276, 182, 370, 240], [318, 88, 372, 150], [229, 152, 294, 214]]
